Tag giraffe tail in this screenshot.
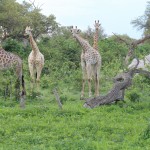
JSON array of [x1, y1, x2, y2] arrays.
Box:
[[21, 75, 26, 96]]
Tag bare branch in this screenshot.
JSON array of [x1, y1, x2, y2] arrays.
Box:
[[113, 33, 150, 66], [53, 88, 63, 110], [112, 32, 130, 46], [131, 34, 150, 48], [112, 32, 130, 47], [28, 0, 44, 10]]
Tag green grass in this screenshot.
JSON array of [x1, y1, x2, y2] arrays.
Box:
[[0, 90, 149, 150]]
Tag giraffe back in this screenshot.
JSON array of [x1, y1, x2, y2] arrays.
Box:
[[0, 48, 22, 70]]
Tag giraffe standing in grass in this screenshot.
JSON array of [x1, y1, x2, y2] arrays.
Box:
[[71, 26, 101, 98], [0, 47, 26, 107], [93, 20, 101, 51], [25, 26, 44, 88]]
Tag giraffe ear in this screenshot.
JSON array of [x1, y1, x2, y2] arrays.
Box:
[[70, 26, 73, 32], [77, 29, 81, 33], [28, 26, 33, 31], [98, 21, 101, 26]]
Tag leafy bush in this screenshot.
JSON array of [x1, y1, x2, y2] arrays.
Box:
[[2, 38, 24, 55], [127, 90, 141, 102]]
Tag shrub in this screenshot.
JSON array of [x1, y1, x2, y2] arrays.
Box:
[[127, 90, 141, 102]]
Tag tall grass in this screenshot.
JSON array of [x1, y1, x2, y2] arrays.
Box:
[[0, 88, 149, 150]]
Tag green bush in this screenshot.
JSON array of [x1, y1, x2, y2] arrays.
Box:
[[127, 90, 141, 102], [2, 38, 24, 55]]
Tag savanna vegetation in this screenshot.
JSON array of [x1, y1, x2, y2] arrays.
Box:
[[0, 0, 150, 149]]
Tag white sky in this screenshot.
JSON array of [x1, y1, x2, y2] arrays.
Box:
[[17, 0, 148, 39]]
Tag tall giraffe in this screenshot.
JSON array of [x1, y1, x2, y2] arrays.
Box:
[[93, 20, 101, 51], [0, 47, 26, 107], [24, 26, 44, 88], [71, 26, 101, 98]]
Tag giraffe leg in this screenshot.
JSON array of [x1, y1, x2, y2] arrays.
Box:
[[29, 63, 35, 90], [36, 64, 43, 90], [86, 64, 92, 97], [93, 63, 100, 97], [81, 60, 86, 99]]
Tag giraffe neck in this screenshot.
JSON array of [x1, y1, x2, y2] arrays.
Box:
[[93, 28, 99, 50], [74, 34, 92, 52], [29, 34, 40, 53]]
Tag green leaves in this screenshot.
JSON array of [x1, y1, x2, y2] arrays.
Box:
[[131, 1, 150, 35], [0, 0, 58, 40]]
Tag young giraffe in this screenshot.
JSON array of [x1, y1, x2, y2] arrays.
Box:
[[0, 47, 26, 107], [25, 26, 44, 88], [71, 26, 101, 98], [93, 20, 101, 51]]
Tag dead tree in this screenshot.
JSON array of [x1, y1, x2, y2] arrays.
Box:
[[83, 69, 150, 108], [83, 34, 150, 108], [112, 33, 150, 66]]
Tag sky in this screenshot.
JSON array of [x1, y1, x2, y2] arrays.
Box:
[[16, 0, 148, 39]]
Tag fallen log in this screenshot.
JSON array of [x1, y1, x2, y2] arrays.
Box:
[[83, 69, 150, 108]]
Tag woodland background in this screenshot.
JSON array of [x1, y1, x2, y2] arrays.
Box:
[[0, 0, 150, 149]]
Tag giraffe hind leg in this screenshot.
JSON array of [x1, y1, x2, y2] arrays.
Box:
[[35, 64, 43, 91]]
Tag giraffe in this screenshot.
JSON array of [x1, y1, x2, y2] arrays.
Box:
[[0, 47, 26, 107], [71, 26, 101, 98], [93, 20, 101, 51], [24, 26, 44, 88]]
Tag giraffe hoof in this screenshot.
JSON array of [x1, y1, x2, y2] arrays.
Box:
[[80, 97, 84, 100]]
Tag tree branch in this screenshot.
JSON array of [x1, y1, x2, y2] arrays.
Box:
[[53, 88, 63, 110]]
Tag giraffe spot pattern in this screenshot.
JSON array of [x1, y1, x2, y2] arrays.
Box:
[[0, 48, 22, 70]]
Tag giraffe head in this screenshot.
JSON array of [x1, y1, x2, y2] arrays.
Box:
[[94, 20, 101, 30], [24, 26, 33, 36], [70, 26, 81, 37]]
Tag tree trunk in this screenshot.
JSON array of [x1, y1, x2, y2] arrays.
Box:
[[83, 69, 150, 108]]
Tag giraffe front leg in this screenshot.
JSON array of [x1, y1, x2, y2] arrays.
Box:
[[81, 79, 85, 98], [93, 64, 100, 97], [94, 74, 100, 97], [86, 64, 92, 97], [81, 61, 86, 99]]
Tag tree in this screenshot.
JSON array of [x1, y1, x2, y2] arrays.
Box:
[[131, 1, 150, 35], [0, 0, 59, 40]]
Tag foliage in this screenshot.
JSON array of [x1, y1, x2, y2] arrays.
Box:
[[0, 1, 150, 149], [2, 38, 24, 55], [0, 99, 149, 150], [0, 0, 59, 40], [126, 89, 141, 102], [131, 1, 150, 35]]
